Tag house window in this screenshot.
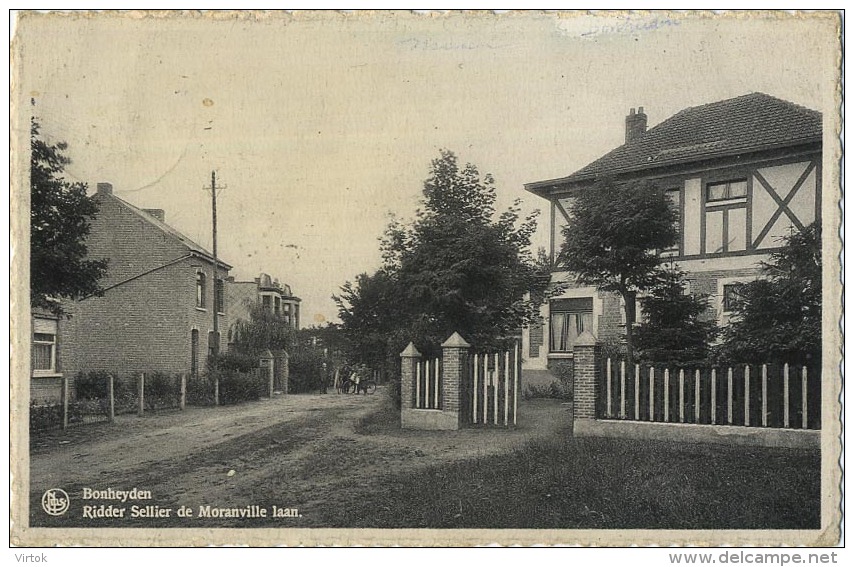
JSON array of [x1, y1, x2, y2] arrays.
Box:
[[215, 278, 225, 313], [274, 296, 281, 315], [705, 179, 748, 254], [196, 272, 207, 308], [662, 188, 681, 254], [549, 298, 593, 353], [706, 179, 747, 202], [262, 295, 272, 311], [722, 283, 744, 313], [32, 318, 58, 374]]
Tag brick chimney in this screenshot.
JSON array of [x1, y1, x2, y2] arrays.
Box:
[[143, 208, 165, 222], [96, 182, 113, 195], [625, 106, 647, 143]]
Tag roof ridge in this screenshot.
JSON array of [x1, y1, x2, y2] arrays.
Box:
[[532, 93, 822, 189], [100, 192, 232, 269]]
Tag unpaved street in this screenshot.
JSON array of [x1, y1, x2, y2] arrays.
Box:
[[30, 389, 571, 528]]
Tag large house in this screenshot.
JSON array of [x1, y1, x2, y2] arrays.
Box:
[[522, 92, 822, 371], [33, 182, 233, 401]]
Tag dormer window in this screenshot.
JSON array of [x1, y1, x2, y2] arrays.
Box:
[[196, 272, 206, 308]]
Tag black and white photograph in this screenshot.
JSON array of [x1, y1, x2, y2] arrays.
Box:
[[9, 10, 842, 547]]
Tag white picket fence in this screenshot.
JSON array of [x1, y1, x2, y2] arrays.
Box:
[[468, 344, 521, 427], [414, 357, 441, 409], [601, 359, 819, 430]]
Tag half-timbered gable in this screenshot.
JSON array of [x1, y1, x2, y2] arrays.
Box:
[[522, 93, 822, 371]]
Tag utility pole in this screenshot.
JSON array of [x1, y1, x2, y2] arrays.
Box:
[[204, 171, 225, 359]]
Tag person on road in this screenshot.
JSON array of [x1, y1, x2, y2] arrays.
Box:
[[350, 368, 361, 395]]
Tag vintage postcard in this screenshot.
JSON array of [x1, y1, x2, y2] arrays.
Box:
[[9, 10, 843, 548]]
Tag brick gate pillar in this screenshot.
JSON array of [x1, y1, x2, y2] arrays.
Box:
[[572, 331, 601, 427], [441, 331, 471, 428]]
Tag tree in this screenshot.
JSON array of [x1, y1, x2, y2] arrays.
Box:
[[717, 222, 821, 366], [228, 302, 297, 357], [558, 179, 677, 368], [336, 150, 545, 364], [334, 269, 406, 372], [30, 119, 108, 314], [635, 267, 718, 365]]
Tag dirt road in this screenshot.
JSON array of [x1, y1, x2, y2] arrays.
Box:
[[29, 389, 572, 528]]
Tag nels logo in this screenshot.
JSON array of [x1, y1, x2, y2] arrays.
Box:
[[41, 488, 70, 516]]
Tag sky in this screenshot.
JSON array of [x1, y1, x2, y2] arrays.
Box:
[[13, 11, 839, 325]]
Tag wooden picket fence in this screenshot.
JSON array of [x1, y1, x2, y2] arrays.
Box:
[[467, 344, 521, 427], [414, 357, 442, 410], [599, 359, 820, 430]]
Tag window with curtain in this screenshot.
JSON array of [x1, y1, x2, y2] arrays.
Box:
[[549, 297, 594, 353], [196, 272, 206, 308]]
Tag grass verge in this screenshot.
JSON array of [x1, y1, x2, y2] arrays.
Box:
[[314, 435, 820, 529]]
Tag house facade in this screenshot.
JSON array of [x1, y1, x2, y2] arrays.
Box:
[[35, 182, 233, 401], [225, 272, 301, 344], [523, 93, 822, 371]]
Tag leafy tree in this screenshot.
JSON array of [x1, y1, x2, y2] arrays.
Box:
[[717, 222, 821, 366], [30, 119, 108, 314], [334, 269, 408, 373], [228, 302, 297, 357], [635, 267, 718, 365], [337, 150, 545, 364], [558, 179, 677, 368]]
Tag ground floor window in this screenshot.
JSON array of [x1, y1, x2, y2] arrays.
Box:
[[722, 283, 745, 313], [549, 298, 594, 353], [32, 317, 58, 375]]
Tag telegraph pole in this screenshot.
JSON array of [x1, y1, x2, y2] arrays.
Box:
[[205, 171, 225, 358]]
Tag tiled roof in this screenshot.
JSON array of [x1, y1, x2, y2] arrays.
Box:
[[528, 93, 822, 191], [103, 192, 233, 269]]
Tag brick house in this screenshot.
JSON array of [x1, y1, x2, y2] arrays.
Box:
[[225, 272, 301, 345], [522, 93, 822, 371], [39, 182, 233, 401]]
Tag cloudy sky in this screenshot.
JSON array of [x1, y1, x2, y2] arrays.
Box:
[[14, 11, 838, 325]]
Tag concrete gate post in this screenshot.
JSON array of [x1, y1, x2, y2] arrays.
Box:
[[400, 342, 421, 428]]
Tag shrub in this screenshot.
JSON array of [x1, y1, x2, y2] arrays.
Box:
[[186, 375, 216, 406], [547, 360, 573, 383], [216, 369, 267, 405], [30, 400, 63, 431], [143, 372, 179, 410], [288, 348, 324, 393], [74, 370, 112, 400], [523, 381, 572, 401], [209, 351, 257, 373]]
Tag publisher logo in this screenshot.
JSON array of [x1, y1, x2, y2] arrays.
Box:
[[42, 488, 70, 516]]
